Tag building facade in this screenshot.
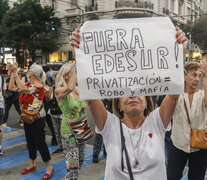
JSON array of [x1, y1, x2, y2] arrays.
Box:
[[5, 0, 206, 63], [45, 0, 204, 62]]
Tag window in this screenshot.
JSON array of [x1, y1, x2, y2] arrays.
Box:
[[135, 0, 138, 3], [178, 2, 183, 15], [92, 0, 94, 7], [187, 7, 191, 20], [71, 0, 76, 7]]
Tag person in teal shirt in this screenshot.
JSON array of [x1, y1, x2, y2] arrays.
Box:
[[55, 63, 86, 180]]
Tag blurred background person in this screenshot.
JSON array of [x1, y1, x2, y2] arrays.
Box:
[[45, 70, 63, 153], [92, 99, 111, 163], [2, 65, 21, 127], [167, 62, 207, 180], [43, 65, 57, 146], [0, 74, 6, 155]]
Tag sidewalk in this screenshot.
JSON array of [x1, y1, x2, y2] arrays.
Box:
[[0, 127, 106, 180]]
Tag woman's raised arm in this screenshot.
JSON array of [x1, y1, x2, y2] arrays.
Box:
[[55, 67, 77, 104], [87, 100, 107, 131], [159, 95, 179, 128], [69, 28, 108, 131], [8, 63, 27, 92], [160, 27, 188, 128]]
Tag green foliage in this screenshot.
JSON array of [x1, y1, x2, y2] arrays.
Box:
[[0, 0, 9, 47], [0, 0, 61, 65], [0, 0, 9, 23], [191, 15, 207, 51]]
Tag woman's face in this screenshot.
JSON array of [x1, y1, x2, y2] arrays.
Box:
[[118, 96, 147, 116], [185, 69, 202, 90]]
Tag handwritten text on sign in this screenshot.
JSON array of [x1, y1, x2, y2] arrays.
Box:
[[76, 17, 184, 100]]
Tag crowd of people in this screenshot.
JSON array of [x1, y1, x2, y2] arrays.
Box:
[[0, 24, 206, 180]]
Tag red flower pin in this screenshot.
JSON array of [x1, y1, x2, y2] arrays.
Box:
[[148, 133, 152, 138]]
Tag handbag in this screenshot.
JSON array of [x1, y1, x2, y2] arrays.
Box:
[[184, 99, 207, 149], [21, 107, 41, 124], [68, 114, 94, 144]]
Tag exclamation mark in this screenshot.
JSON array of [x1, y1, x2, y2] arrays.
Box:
[[175, 42, 179, 68]]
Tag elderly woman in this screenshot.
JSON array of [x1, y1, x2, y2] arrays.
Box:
[[69, 27, 188, 179], [8, 63, 54, 180], [55, 63, 87, 180], [167, 61, 207, 180]]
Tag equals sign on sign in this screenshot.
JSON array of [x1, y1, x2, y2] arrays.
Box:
[[164, 77, 171, 82]]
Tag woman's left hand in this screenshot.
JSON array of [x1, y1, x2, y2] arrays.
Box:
[[175, 27, 188, 54], [69, 28, 80, 59]]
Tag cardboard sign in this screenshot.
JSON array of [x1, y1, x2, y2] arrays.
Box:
[[76, 17, 184, 100]]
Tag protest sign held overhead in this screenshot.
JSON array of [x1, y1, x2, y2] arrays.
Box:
[[75, 17, 184, 100]]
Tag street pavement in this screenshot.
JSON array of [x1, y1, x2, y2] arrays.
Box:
[[0, 105, 106, 180], [1, 105, 207, 180], [0, 126, 106, 180]]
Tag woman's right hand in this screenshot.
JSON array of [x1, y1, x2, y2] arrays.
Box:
[[69, 28, 80, 59]]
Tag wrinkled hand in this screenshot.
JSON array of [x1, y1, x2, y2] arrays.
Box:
[[7, 63, 14, 73], [7, 62, 18, 73], [175, 27, 188, 54], [13, 62, 18, 73], [69, 28, 80, 59], [7, 63, 11, 70], [200, 61, 207, 78]]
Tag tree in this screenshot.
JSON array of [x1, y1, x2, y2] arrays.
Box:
[[0, 0, 9, 47], [1, 0, 61, 66], [0, 0, 9, 23], [191, 15, 207, 51]]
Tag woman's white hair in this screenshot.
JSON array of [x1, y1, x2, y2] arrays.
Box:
[[30, 63, 46, 84], [55, 63, 74, 88]]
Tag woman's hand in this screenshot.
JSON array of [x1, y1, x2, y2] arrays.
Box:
[[13, 62, 18, 73], [200, 61, 207, 78], [69, 28, 80, 59], [7, 62, 18, 73], [7, 63, 13, 73], [175, 27, 188, 54]]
